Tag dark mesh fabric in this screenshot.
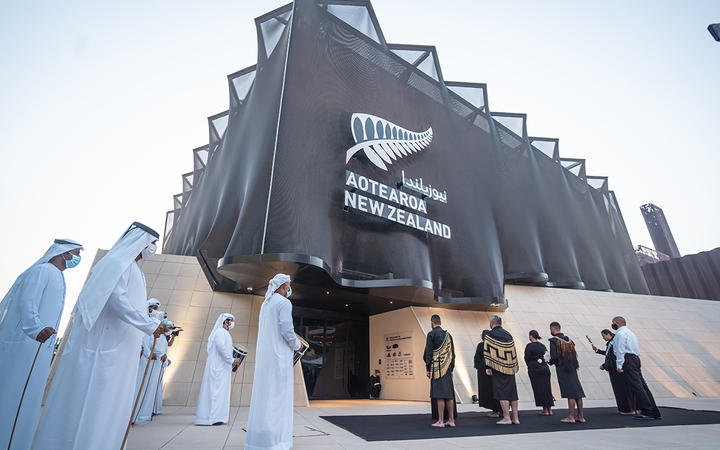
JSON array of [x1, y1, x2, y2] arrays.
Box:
[[164, 0, 649, 306]]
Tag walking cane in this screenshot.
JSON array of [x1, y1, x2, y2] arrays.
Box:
[[121, 336, 156, 450], [7, 343, 42, 450]]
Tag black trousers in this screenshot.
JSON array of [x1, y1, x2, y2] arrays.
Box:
[[623, 354, 660, 418]]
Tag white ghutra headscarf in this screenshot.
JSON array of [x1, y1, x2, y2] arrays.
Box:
[[0, 238, 83, 326], [264, 274, 291, 302], [74, 222, 159, 330], [207, 313, 234, 352]]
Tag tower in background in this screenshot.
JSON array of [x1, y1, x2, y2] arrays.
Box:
[[640, 203, 681, 258]]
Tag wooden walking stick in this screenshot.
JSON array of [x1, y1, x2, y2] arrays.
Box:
[[120, 336, 156, 450], [7, 343, 42, 450]]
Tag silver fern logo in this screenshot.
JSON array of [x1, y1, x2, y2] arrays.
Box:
[[345, 113, 433, 171]]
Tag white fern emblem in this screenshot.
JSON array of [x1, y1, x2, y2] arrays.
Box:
[[345, 113, 433, 171]]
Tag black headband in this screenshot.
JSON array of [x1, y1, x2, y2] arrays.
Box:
[[122, 221, 160, 239], [54, 239, 81, 246]]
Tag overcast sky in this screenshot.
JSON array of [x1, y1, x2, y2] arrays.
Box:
[[1, 0, 718, 333]]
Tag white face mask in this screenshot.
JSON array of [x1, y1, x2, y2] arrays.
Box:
[[141, 242, 157, 260], [150, 310, 164, 320], [227, 320, 235, 330]]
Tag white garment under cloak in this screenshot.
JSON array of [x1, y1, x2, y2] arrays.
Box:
[[132, 333, 167, 423], [245, 293, 300, 450], [0, 239, 82, 450], [33, 262, 159, 449], [195, 314, 235, 425]]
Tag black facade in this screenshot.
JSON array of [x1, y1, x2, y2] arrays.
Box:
[[642, 248, 720, 301], [163, 0, 649, 313]]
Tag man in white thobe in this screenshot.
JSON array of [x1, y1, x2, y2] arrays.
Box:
[[195, 313, 241, 425], [0, 239, 83, 450], [245, 274, 302, 450], [33, 222, 167, 450], [153, 320, 174, 416], [132, 310, 168, 423]]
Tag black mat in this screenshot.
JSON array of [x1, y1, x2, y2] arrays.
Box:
[[320, 407, 720, 441]]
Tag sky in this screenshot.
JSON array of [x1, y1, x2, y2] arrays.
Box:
[[1, 0, 718, 334]]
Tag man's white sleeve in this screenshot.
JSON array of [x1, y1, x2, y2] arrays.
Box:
[[278, 299, 300, 351], [105, 268, 159, 335], [216, 332, 235, 366], [18, 266, 50, 339], [614, 329, 627, 370]]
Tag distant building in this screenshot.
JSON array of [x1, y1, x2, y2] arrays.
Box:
[[641, 203, 681, 258], [641, 248, 720, 301], [635, 245, 670, 266]]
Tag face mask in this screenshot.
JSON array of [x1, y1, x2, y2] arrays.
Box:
[[65, 254, 81, 269], [227, 321, 235, 330], [286, 287, 292, 298], [141, 243, 157, 260], [150, 310, 163, 320], [611, 323, 618, 330]]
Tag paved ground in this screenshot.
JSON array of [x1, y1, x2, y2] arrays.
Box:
[[126, 398, 720, 449]]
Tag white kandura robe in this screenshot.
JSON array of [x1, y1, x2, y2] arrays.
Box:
[[152, 336, 171, 415], [245, 293, 300, 450], [195, 328, 234, 425], [33, 262, 159, 450], [132, 333, 167, 423], [0, 263, 65, 450]]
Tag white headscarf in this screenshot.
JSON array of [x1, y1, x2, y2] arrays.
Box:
[[207, 313, 234, 352], [147, 298, 161, 312], [74, 222, 159, 330], [0, 238, 83, 326], [165, 320, 174, 336], [264, 273, 291, 302]]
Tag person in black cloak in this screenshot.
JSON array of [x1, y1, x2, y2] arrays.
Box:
[[474, 330, 501, 417], [423, 314, 457, 427], [369, 370, 382, 399], [484, 315, 520, 425], [524, 330, 554, 415], [593, 329, 637, 414], [548, 321, 586, 423]]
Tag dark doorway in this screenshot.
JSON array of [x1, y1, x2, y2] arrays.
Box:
[[293, 306, 369, 400]]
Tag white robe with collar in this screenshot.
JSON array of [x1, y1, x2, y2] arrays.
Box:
[[33, 262, 159, 449], [245, 293, 300, 450], [0, 263, 65, 450], [195, 327, 234, 425], [132, 332, 167, 423]]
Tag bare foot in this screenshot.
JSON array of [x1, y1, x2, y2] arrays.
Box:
[[577, 417, 586, 423], [431, 422, 445, 428], [486, 412, 500, 418], [620, 411, 635, 415], [512, 419, 520, 425], [447, 422, 456, 427], [496, 419, 513, 425], [560, 417, 576, 423], [538, 412, 550, 415]]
